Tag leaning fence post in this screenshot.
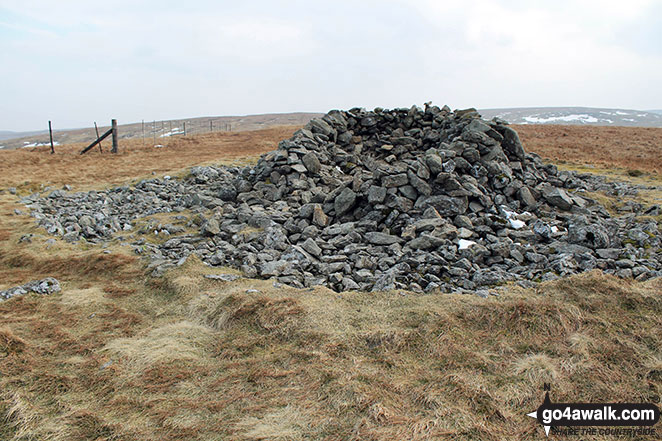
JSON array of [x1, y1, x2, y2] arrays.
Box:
[[94, 122, 103, 153], [48, 121, 54, 154], [111, 119, 118, 153], [184, 121, 187, 136]]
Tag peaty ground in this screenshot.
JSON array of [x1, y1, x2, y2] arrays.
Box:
[[0, 125, 661, 440]]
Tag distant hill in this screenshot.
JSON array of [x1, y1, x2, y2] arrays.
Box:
[[0, 112, 322, 150], [479, 107, 662, 127], [4, 107, 662, 151], [0, 129, 48, 142]]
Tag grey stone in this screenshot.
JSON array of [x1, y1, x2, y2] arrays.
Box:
[[335, 188, 357, 216], [371, 272, 396, 292], [302, 152, 322, 174], [407, 170, 431, 196], [205, 274, 240, 282], [518, 186, 537, 208], [301, 238, 322, 257], [497, 126, 525, 160], [543, 187, 574, 210], [342, 277, 359, 290], [596, 248, 621, 260], [472, 269, 509, 286], [425, 154, 443, 175], [382, 173, 409, 188], [568, 223, 610, 249], [312, 204, 329, 227], [365, 232, 402, 245], [418, 195, 468, 216], [408, 234, 444, 250], [1, 277, 60, 301], [260, 260, 293, 277], [201, 218, 220, 236], [368, 185, 387, 204]]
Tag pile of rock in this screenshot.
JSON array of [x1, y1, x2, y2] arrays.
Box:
[[20, 105, 662, 293], [1, 278, 61, 301]]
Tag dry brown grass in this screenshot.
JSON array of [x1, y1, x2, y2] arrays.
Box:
[[515, 124, 662, 176], [0, 125, 661, 440], [1, 257, 660, 440], [0, 126, 299, 191]]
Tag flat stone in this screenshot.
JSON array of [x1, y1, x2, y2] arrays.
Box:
[[408, 234, 444, 250], [365, 232, 402, 245], [382, 173, 409, 188]]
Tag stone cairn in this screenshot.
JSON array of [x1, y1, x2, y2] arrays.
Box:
[[21, 105, 662, 294]]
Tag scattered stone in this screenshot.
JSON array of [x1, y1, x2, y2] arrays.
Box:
[[205, 274, 241, 282], [1, 277, 61, 301]]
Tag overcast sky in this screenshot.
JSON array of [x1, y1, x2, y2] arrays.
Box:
[[1, 0, 661, 131]]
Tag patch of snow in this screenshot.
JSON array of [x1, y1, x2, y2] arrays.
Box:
[[599, 111, 614, 115], [501, 208, 515, 218], [615, 111, 630, 115], [509, 219, 526, 229], [22, 141, 60, 148], [551, 226, 559, 233], [623, 118, 635, 122], [523, 114, 598, 124], [159, 128, 184, 137], [458, 239, 477, 250], [154, 144, 164, 148]]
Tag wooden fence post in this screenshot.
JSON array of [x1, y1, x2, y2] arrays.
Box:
[[48, 121, 54, 154], [94, 122, 103, 153], [79, 127, 113, 155], [111, 119, 118, 153]]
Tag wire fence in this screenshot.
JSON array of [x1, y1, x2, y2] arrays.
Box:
[[140, 118, 235, 147]]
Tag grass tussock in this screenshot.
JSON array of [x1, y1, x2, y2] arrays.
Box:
[[3, 265, 658, 440], [0, 326, 27, 356]]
